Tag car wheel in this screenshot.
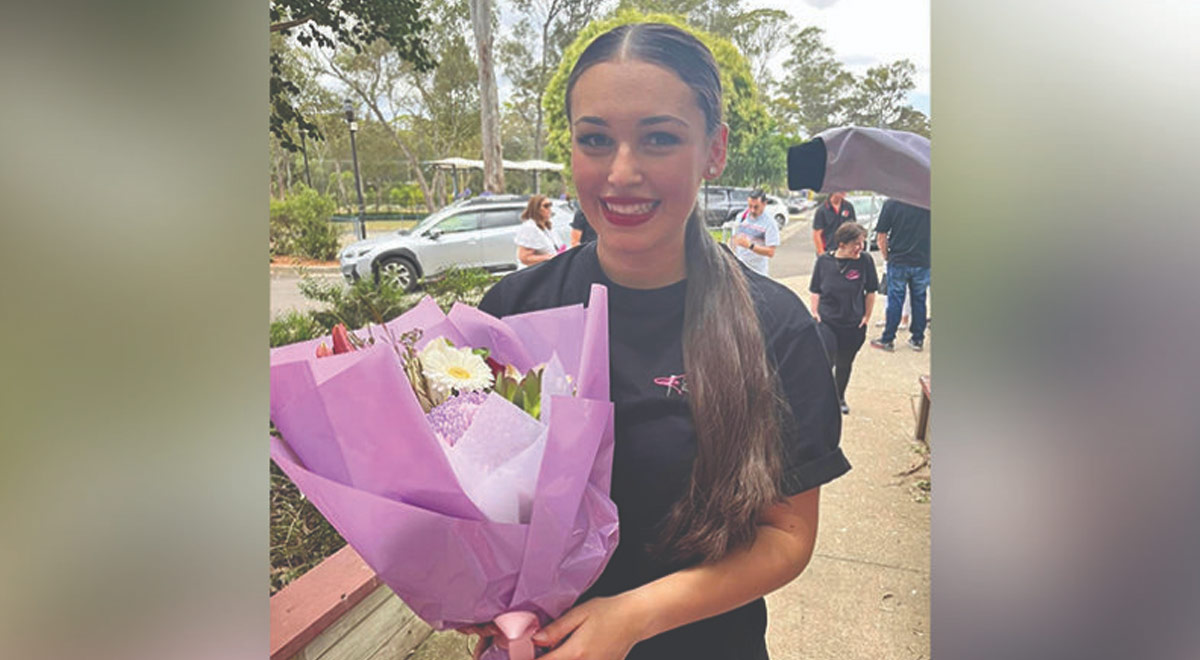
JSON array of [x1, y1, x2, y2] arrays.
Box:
[[775, 214, 787, 229], [377, 256, 418, 292]]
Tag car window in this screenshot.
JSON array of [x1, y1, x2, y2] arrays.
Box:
[[731, 190, 751, 203], [434, 211, 483, 234], [703, 190, 727, 204], [480, 209, 522, 229]]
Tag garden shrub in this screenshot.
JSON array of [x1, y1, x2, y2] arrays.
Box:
[[269, 310, 325, 348], [270, 184, 340, 260]]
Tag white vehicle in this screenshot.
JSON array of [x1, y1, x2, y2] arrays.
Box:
[[339, 196, 573, 291]]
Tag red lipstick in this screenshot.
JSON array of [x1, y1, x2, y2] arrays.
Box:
[[599, 197, 660, 227]]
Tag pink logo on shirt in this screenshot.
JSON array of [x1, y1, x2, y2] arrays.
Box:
[[845, 269, 861, 280], [653, 374, 688, 397]]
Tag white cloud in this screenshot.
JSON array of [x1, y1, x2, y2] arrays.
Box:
[[747, 0, 930, 96]]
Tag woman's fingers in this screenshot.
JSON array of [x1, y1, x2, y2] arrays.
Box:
[[532, 604, 590, 648]]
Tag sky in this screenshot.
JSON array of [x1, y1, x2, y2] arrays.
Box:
[[745, 0, 931, 114], [495, 0, 930, 115]]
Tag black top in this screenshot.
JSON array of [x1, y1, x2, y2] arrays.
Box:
[[875, 199, 930, 267], [812, 199, 856, 253], [809, 253, 879, 327], [570, 209, 598, 245], [478, 243, 850, 660]]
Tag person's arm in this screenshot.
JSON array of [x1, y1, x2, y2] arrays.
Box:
[[877, 233, 888, 261], [749, 243, 777, 258], [517, 246, 553, 266], [812, 230, 825, 254], [810, 293, 821, 324], [533, 488, 821, 660], [862, 292, 875, 328], [570, 229, 584, 247]]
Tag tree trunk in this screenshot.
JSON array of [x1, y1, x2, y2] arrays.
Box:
[[469, 0, 504, 193]]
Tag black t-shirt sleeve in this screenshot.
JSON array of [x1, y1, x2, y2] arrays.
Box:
[[478, 275, 511, 317], [845, 202, 856, 222], [864, 256, 879, 293], [808, 257, 824, 294], [811, 207, 826, 231], [757, 284, 851, 495], [571, 209, 587, 231], [875, 200, 895, 235]]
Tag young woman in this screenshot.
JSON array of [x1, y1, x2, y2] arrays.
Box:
[[514, 194, 564, 268], [810, 222, 878, 415], [473, 23, 849, 660]]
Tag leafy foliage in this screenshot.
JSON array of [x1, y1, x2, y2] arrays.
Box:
[[269, 310, 326, 348], [297, 271, 422, 332], [269, 184, 341, 260], [269, 0, 437, 152], [544, 9, 771, 188]]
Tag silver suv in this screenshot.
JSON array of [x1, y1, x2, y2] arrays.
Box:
[[339, 196, 573, 291]]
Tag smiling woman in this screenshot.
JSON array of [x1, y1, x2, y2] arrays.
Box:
[[475, 22, 849, 660]]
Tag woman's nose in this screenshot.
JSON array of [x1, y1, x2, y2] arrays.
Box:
[[607, 143, 643, 187]]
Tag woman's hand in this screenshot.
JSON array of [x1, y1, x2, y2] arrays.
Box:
[[455, 623, 499, 660], [859, 316, 868, 328], [532, 594, 650, 660]]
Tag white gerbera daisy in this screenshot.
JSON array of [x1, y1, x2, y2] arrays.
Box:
[[420, 340, 494, 394]]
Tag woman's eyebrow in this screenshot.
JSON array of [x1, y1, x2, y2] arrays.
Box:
[[572, 115, 689, 128], [640, 115, 688, 127]]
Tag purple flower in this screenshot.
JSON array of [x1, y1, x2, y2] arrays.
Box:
[[426, 391, 489, 447]]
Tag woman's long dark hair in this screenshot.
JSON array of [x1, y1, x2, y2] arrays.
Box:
[[567, 23, 786, 565]]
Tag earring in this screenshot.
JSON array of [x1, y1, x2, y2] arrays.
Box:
[[707, 166, 717, 177]]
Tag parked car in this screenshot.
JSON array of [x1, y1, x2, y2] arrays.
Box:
[[339, 197, 573, 291], [844, 194, 886, 250]]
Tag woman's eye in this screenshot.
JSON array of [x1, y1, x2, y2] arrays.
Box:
[[576, 133, 613, 148], [645, 132, 681, 147]]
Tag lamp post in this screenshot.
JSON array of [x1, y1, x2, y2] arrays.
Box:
[[343, 99, 367, 241]]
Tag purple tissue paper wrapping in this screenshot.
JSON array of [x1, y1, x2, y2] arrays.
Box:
[[269, 284, 618, 647]]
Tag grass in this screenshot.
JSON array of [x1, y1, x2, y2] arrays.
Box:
[[270, 460, 346, 595]]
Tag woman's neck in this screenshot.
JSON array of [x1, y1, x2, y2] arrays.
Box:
[[834, 248, 855, 259], [595, 235, 687, 289]]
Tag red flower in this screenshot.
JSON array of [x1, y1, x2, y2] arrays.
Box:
[[331, 324, 356, 354]]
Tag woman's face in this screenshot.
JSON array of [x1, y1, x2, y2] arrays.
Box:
[[537, 198, 553, 221], [839, 236, 865, 258], [569, 59, 726, 258]]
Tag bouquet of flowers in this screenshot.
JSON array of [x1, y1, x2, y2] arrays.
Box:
[[269, 284, 617, 659]]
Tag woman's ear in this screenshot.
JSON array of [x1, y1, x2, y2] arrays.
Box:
[[704, 123, 730, 180]]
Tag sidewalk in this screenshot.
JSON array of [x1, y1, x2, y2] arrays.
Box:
[[767, 274, 931, 659]]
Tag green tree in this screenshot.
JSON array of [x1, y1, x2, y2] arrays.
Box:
[[544, 9, 772, 187], [730, 8, 791, 88], [500, 0, 605, 166], [614, 0, 744, 35], [269, 0, 436, 152], [771, 26, 854, 139], [844, 60, 930, 136]]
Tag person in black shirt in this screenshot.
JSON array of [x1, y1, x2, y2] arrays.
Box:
[[870, 199, 931, 352], [810, 222, 878, 414], [571, 207, 598, 246], [811, 192, 856, 255], [465, 23, 850, 660]]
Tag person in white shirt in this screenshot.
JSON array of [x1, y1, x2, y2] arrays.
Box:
[[729, 189, 780, 276], [514, 195, 564, 269]]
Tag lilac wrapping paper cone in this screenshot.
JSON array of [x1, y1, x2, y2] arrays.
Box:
[[270, 284, 618, 646]]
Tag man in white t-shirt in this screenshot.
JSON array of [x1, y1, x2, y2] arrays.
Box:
[[729, 189, 780, 276]]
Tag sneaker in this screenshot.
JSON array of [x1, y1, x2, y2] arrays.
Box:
[[907, 338, 924, 351], [870, 337, 895, 352], [873, 319, 887, 328], [840, 401, 850, 415]]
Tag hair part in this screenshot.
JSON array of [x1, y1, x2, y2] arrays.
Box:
[[521, 194, 552, 230], [567, 22, 785, 566]]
